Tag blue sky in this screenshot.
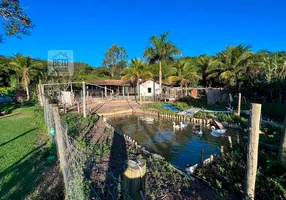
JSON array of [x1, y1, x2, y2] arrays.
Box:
[[0, 0, 285, 67]]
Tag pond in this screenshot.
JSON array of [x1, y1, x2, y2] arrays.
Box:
[[107, 114, 241, 170]]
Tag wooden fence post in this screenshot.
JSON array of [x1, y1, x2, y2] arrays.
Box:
[[82, 81, 87, 118], [228, 136, 233, 149], [220, 146, 224, 156], [278, 115, 286, 165], [244, 103, 261, 200], [238, 93, 241, 116], [123, 159, 146, 200], [52, 105, 68, 198], [200, 149, 204, 166]]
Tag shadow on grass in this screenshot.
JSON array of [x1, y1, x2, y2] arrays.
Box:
[[0, 142, 63, 200], [0, 102, 35, 115], [0, 128, 38, 147], [0, 113, 21, 120], [103, 132, 128, 199]]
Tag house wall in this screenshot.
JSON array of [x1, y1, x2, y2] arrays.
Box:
[[139, 80, 160, 97]]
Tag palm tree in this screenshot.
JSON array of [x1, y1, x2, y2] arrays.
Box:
[[195, 56, 220, 87], [9, 54, 43, 100], [206, 45, 254, 87], [143, 32, 181, 89], [121, 58, 152, 99], [168, 58, 201, 88]]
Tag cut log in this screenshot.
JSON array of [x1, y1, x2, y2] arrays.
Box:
[[210, 114, 224, 130]]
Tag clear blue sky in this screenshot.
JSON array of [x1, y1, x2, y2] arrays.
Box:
[[0, 0, 285, 67]]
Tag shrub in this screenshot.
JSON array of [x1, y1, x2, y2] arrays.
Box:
[[0, 87, 15, 97], [193, 111, 211, 119]]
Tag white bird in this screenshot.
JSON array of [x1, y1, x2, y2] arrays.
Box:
[[198, 125, 203, 135], [173, 122, 181, 129], [180, 122, 188, 128], [211, 126, 227, 137]]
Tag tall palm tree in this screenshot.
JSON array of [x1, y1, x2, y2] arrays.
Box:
[[143, 32, 181, 89], [206, 45, 254, 87], [9, 54, 43, 100], [121, 58, 153, 99]]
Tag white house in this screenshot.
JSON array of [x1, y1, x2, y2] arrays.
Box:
[[139, 80, 161, 97]]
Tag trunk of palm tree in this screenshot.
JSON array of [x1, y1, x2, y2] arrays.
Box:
[[136, 81, 139, 101], [25, 85, 30, 100], [159, 61, 162, 90]]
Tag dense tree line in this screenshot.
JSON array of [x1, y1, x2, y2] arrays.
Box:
[[0, 32, 285, 103]]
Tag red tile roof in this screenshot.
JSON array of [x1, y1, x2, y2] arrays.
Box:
[[88, 80, 130, 86]]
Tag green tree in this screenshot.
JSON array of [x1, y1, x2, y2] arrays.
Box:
[[143, 32, 181, 89], [206, 45, 254, 87], [167, 58, 201, 87], [102, 44, 128, 77], [9, 54, 43, 100], [0, 0, 34, 42], [121, 58, 152, 99], [260, 52, 286, 102], [195, 55, 220, 87]]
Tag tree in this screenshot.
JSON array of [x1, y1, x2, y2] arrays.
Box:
[[121, 58, 152, 99], [167, 58, 201, 87], [9, 54, 43, 100], [195, 55, 220, 87], [143, 32, 181, 89], [259, 52, 286, 102], [102, 44, 128, 77], [0, 0, 34, 42], [206, 45, 254, 87]]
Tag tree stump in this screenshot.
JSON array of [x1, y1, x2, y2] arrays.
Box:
[[123, 159, 146, 200]]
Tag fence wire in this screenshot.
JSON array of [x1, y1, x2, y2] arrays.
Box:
[[43, 94, 135, 200]]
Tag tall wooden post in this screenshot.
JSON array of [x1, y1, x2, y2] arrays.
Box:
[[105, 86, 107, 98], [244, 103, 261, 200], [237, 93, 241, 116], [278, 115, 286, 165], [82, 81, 87, 118], [52, 105, 68, 198]]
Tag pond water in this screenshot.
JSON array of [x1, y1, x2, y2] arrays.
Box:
[[107, 114, 241, 170]]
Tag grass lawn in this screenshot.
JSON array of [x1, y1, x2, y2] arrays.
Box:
[[0, 104, 52, 199]]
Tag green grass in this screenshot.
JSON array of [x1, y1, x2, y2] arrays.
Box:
[[142, 103, 176, 114], [0, 104, 50, 199]]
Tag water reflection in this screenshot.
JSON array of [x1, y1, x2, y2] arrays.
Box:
[[107, 114, 240, 170]]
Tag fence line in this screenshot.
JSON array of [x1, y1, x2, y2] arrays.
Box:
[[43, 94, 140, 199]]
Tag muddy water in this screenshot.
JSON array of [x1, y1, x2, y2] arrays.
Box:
[[107, 114, 241, 170]]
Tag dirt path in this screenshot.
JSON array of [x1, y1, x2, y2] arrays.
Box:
[[91, 100, 147, 114]]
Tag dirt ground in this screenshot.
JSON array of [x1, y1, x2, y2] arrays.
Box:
[[89, 100, 148, 114]]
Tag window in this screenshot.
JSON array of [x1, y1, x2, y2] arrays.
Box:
[[148, 88, 152, 93]]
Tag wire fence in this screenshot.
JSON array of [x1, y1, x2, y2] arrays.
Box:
[[42, 94, 140, 199]]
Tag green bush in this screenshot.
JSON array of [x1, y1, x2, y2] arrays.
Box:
[[0, 87, 15, 96], [194, 145, 286, 199], [170, 102, 190, 110], [193, 111, 212, 119], [62, 113, 97, 139], [216, 113, 248, 126], [142, 103, 175, 114]]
